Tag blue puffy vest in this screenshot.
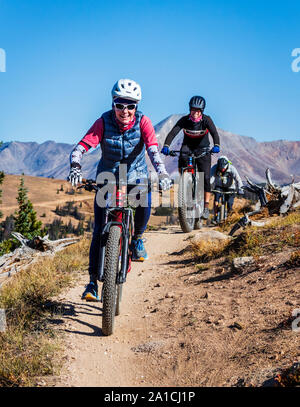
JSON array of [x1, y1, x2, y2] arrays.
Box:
[[96, 110, 148, 184]]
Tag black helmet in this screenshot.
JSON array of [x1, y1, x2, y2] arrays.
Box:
[[189, 96, 206, 112], [217, 156, 230, 173]]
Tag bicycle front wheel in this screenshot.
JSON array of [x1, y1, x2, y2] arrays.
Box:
[[102, 225, 122, 336], [115, 284, 123, 316]]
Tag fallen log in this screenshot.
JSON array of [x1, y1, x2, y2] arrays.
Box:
[[229, 168, 300, 236], [0, 234, 80, 288]]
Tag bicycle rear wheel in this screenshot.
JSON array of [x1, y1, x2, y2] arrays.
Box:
[[102, 225, 122, 336], [178, 172, 195, 233]]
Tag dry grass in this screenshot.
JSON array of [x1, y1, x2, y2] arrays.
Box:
[[189, 209, 300, 264], [189, 239, 231, 263], [0, 238, 90, 387], [264, 210, 300, 228]]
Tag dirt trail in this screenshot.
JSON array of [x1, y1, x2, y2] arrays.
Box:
[[52, 224, 299, 387], [54, 225, 189, 387]]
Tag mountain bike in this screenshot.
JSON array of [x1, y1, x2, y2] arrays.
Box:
[[211, 189, 236, 224], [77, 179, 135, 336], [169, 149, 212, 233]]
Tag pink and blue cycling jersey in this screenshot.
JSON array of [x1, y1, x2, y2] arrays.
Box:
[[79, 115, 158, 150], [70, 114, 167, 176]]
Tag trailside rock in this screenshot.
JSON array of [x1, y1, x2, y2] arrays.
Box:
[[191, 230, 233, 243], [233, 256, 255, 272]]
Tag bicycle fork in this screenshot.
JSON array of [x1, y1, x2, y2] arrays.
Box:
[[97, 208, 133, 285], [118, 209, 133, 284]]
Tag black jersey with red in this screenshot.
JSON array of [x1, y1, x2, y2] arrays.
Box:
[[164, 114, 220, 150]]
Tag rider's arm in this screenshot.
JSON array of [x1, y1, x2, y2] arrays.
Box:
[[210, 164, 217, 185], [163, 117, 185, 147], [204, 115, 220, 148], [231, 166, 243, 190], [70, 118, 104, 167], [140, 116, 168, 175]]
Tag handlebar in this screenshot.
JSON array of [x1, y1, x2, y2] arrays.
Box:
[[77, 178, 174, 193], [211, 189, 237, 195], [168, 149, 212, 159], [76, 178, 98, 192]]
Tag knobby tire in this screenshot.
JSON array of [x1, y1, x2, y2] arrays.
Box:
[[115, 284, 122, 316], [178, 172, 195, 233], [102, 225, 122, 336]]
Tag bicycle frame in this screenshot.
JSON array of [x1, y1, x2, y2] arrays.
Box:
[[170, 149, 211, 206], [77, 180, 134, 285], [167, 149, 211, 231], [98, 185, 134, 284], [171, 149, 211, 175], [211, 189, 236, 222]]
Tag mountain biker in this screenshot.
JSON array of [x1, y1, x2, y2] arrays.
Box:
[[67, 78, 172, 301], [161, 96, 220, 220], [210, 156, 244, 223]]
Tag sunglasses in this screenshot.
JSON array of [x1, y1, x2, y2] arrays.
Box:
[[114, 102, 137, 111]]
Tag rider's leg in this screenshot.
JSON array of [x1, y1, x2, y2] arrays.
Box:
[[213, 192, 221, 222], [204, 191, 211, 207], [133, 195, 151, 237], [82, 195, 105, 301], [214, 196, 220, 216], [178, 144, 189, 172], [130, 184, 152, 261], [88, 196, 105, 283]]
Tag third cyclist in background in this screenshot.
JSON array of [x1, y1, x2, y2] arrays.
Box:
[[161, 96, 220, 220], [210, 156, 244, 224]]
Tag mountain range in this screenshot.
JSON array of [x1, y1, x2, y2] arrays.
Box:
[[0, 114, 299, 185]]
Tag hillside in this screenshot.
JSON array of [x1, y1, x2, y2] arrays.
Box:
[[155, 116, 300, 184], [0, 174, 94, 229], [0, 174, 168, 230], [0, 115, 299, 184]]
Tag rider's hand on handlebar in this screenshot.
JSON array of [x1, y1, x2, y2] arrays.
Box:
[[210, 145, 220, 154], [161, 146, 170, 156], [159, 174, 173, 191], [67, 164, 82, 187]]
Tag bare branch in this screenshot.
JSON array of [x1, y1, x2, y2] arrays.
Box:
[[0, 234, 80, 288]]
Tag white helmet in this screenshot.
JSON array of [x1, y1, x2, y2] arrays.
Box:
[[111, 78, 142, 102]]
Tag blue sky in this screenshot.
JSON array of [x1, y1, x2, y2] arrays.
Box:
[[0, 0, 299, 145]]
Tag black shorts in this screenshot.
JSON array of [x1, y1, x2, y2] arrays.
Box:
[[178, 145, 212, 193]]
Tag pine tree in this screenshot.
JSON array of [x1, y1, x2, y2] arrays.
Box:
[[13, 177, 43, 239], [67, 220, 73, 234], [0, 214, 15, 241], [86, 218, 94, 232], [76, 221, 84, 236]]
